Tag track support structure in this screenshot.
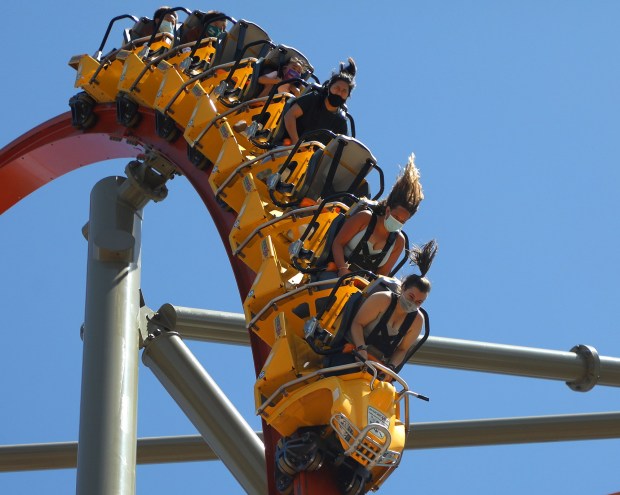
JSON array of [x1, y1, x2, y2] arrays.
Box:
[[76, 162, 171, 495], [76, 176, 145, 495], [142, 310, 267, 495], [5, 411, 619, 472]]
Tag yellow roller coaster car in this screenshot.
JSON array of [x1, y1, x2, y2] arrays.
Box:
[[116, 36, 218, 109], [70, 20, 175, 104], [248, 274, 364, 347], [210, 141, 322, 212], [256, 328, 417, 495], [187, 93, 292, 159], [153, 19, 272, 129], [231, 200, 346, 275], [254, 275, 430, 495]]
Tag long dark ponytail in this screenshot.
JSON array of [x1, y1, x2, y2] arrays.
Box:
[[323, 57, 357, 93], [402, 239, 438, 293]]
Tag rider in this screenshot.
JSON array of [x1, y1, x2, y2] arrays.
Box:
[[279, 58, 356, 145], [330, 154, 424, 277], [153, 6, 178, 36], [347, 240, 437, 371], [258, 57, 307, 98], [204, 10, 227, 37]]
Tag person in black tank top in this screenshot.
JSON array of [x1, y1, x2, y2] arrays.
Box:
[[347, 241, 437, 370]]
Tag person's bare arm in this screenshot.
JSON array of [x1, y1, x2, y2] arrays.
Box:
[[283, 103, 303, 143], [258, 74, 281, 86]]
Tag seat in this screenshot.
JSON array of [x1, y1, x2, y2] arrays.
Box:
[[210, 142, 322, 213], [127, 17, 155, 42], [301, 136, 378, 201], [270, 135, 383, 210], [211, 19, 271, 67], [185, 91, 293, 166], [173, 10, 228, 69], [178, 10, 213, 44], [239, 44, 314, 103]]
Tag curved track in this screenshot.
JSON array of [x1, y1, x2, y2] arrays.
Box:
[[0, 105, 258, 301], [0, 104, 293, 491]]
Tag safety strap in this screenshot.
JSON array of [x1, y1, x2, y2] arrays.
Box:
[[277, 48, 286, 78], [347, 157, 373, 197], [366, 293, 417, 358], [347, 214, 397, 272], [234, 21, 247, 61], [322, 139, 347, 197]]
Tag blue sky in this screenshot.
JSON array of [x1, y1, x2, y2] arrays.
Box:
[[1, 1, 619, 494]]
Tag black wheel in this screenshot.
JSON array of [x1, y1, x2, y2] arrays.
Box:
[[69, 92, 97, 130], [116, 94, 141, 128], [343, 475, 364, 495], [215, 195, 234, 213], [155, 111, 180, 142], [277, 436, 304, 475], [187, 144, 213, 170], [341, 464, 370, 495], [275, 470, 294, 495], [277, 451, 298, 476], [305, 449, 324, 472]]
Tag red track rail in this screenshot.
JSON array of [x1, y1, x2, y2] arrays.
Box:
[[0, 105, 342, 494]]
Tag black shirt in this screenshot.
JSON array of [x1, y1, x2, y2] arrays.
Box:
[[283, 91, 348, 145]]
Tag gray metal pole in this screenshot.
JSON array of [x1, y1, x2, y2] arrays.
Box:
[[166, 307, 620, 388], [408, 411, 620, 449], [76, 176, 145, 495], [158, 304, 249, 346], [4, 412, 619, 472], [142, 330, 267, 495], [414, 337, 620, 389]]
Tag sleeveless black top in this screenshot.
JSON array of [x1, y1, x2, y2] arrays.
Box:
[[365, 293, 418, 359], [347, 214, 398, 273]]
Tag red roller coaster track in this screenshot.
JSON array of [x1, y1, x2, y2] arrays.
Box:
[[0, 103, 342, 494]]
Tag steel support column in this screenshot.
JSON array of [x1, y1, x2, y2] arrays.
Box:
[[76, 176, 145, 495]]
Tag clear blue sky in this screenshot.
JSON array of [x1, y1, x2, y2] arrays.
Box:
[[1, 1, 619, 494]]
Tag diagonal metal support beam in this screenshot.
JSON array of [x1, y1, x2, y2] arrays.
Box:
[[3, 411, 619, 472], [141, 322, 267, 495], [164, 306, 620, 389]]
